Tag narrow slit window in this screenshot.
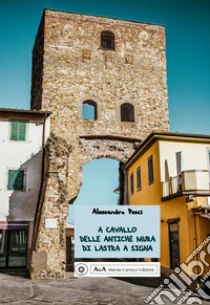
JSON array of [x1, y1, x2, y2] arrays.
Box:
[[82, 100, 97, 120], [148, 155, 154, 185], [101, 31, 115, 50]]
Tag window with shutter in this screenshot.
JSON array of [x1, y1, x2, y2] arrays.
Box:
[[148, 155, 154, 185], [10, 121, 26, 141], [130, 173, 134, 195], [18, 122, 26, 141], [136, 167, 141, 191], [10, 121, 18, 141], [207, 149, 210, 179], [7, 170, 25, 191]]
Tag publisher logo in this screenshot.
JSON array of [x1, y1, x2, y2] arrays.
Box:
[[74, 262, 160, 277], [75, 263, 88, 276]]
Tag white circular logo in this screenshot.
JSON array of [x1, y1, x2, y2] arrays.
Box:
[[75, 263, 88, 276]]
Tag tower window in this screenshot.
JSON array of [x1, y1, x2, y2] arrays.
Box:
[[121, 103, 134, 122], [82, 100, 97, 120], [101, 31, 115, 50]]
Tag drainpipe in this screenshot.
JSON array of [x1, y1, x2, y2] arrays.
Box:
[[27, 114, 48, 274], [42, 114, 46, 148], [191, 205, 201, 289], [32, 114, 47, 248], [123, 167, 128, 205]]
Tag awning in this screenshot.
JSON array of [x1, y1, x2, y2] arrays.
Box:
[[193, 206, 210, 212], [200, 214, 210, 220], [0, 221, 28, 230]]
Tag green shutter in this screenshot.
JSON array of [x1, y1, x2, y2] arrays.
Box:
[[8, 170, 17, 190], [18, 122, 26, 141], [14, 170, 24, 190], [10, 121, 18, 141], [10, 121, 26, 141], [8, 170, 24, 190]]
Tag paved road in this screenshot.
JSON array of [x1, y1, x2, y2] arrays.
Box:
[[0, 272, 209, 305]]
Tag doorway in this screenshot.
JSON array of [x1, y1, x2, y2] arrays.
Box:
[[168, 220, 180, 269], [0, 228, 28, 268]]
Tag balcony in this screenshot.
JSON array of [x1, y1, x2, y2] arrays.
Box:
[[162, 170, 210, 199]]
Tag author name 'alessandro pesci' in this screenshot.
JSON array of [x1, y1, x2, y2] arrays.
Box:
[[92, 208, 143, 215]]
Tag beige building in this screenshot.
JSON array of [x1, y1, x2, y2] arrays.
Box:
[[0, 109, 50, 270]]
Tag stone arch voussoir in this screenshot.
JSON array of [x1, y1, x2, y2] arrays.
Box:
[[68, 135, 141, 204]]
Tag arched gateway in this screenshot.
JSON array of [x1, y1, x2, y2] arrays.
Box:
[[29, 9, 169, 279]]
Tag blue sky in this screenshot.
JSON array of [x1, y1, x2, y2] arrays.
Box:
[[1, 1, 210, 222], [68, 158, 120, 223]]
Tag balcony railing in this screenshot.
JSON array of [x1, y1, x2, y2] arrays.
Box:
[[162, 170, 210, 198]]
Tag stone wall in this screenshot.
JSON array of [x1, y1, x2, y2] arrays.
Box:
[[30, 9, 169, 278], [30, 135, 71, 279], [31, 10, 169, 140]]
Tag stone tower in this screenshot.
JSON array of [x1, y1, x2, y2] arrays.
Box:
[[30, 9, 169, 279]]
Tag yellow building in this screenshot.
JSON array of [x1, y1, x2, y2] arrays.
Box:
[[124, 131, 210, 277]]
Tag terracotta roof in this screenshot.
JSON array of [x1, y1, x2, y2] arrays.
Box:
[[124, 130, 210, 168]]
